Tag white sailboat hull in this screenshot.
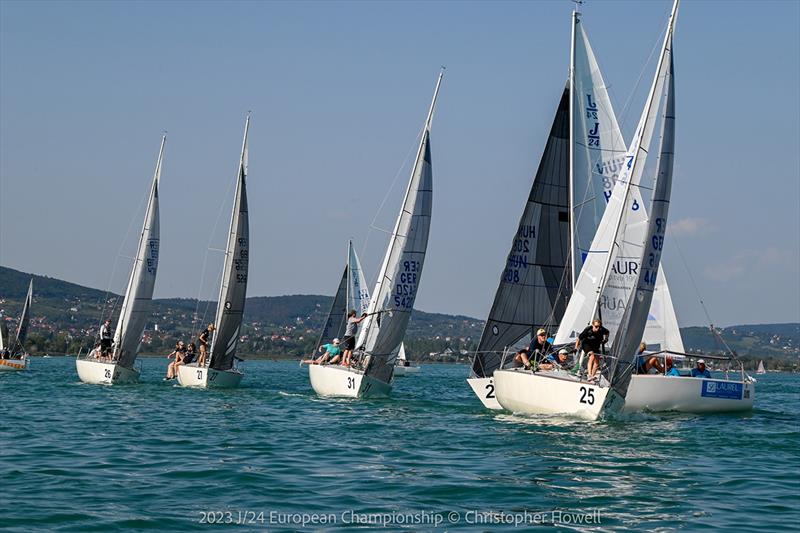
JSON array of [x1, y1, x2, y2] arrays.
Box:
[[76, 359, 140, 384], [623, 374, 754, 413], [0, 355, 29, 372], [467, 376, 502, 410], [308, 364, 391, 398], [493, 368, 624, 421], [393, 364, 420, 377], [176, 364, 243, 388]]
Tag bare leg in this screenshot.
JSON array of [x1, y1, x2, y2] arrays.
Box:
[[587, 352, 598, 378], [329, 354, 342, 365]]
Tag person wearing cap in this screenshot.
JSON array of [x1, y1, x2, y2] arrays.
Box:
[[528, 328, 552, 365], [665, 356, 681, 376], [577, 319, 609, 380], [197, 323, 215, 367], [539, 348, 572, 371], [301, 338, 343, 365], [691, 359, 712, 378]]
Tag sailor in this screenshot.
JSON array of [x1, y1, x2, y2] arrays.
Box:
[[99, 319, 113, 359], [577, 319, 609, 380], [665, 357, 681, 376], [691, 359, 712, 378], [197, 323, 215, 366], [301, 338, 343, 365], [528, 328, 552, 365], [341, 310, 367, 367], [635, 342, 665, 374]]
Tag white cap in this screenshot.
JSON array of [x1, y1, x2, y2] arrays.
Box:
[[333, 338, 340, 344], [558, 348, 569, 355], [697, 359, 705, 364]]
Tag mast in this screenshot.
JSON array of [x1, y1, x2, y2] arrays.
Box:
[[568, 6, 579, 289], [590, 0, 680, 321]]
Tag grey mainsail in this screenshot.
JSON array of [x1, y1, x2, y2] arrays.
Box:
[[471, 87, 571, 378], [610, 48, 676, 398], [10, 279, 33, 356], [209, 117, 250, 372], [357, 71, 442, 383], [113, 137, 164, 369]]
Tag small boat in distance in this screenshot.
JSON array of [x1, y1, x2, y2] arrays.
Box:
[[0, 279, 33, 372], [177, 116, 251, 389], [76, 137, 164, 384], [757, 360, 766, 374], [393, 343, 420, 376]]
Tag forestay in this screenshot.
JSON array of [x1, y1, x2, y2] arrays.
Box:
[[471, 87, 571, 379], [209, 117, 250, 372], [114, 138, 164, 369], [357, 71, 442, 381]]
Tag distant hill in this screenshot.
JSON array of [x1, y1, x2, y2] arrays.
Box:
[[1, 265, 798, 369]]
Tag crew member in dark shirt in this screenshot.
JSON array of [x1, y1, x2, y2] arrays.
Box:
[[528, 328, 552, 365], [577, 319, 609, 380]]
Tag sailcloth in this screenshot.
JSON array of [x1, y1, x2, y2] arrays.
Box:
[[471, 87, 571, 379], [611, 41, 677, 396], [10, 279, 33, 356], [556, 2, 678, 356], [317, 242, 372, 348], [357, 71, 442, 381], [209, 117, 250, 372], [113, 138, 164, 369]]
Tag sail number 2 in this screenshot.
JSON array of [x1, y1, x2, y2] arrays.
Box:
[[579, 386, 595, 405]]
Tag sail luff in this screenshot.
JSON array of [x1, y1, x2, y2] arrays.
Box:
[[113, 136, 164, 368], [568, 8, 578, 289], [209, 116, 251, 371]]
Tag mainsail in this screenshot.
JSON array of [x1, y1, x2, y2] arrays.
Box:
[[610, 37, 677, 397], [113, 137, 164, 369], [208, 117, 250, 372], [357, 71, 442, 382], [10, 279, 33, 356], [471, 87, 571, 378]]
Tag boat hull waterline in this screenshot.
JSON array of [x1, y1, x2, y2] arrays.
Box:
[[493, 368, 623, 421], [309, 364, 391, 398], [176, 364, 243, 388], [76, 359, 140, 384]]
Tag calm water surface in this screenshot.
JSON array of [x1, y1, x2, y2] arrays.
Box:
[[1, 358, 798, 531]]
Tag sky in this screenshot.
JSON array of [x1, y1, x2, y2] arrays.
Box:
[[1, 0, 798, 328]]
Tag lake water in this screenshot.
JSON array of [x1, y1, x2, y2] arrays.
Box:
[[1, 358, 798, 531]]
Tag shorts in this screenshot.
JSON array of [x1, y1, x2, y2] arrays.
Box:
[[183, 354, 195, 364], [342, 336, 356, 350], [100, 339, 112, 350]]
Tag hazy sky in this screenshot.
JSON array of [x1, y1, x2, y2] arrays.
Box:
[[1, 0, 798, 327]]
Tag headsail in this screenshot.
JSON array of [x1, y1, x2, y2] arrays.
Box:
[[317, 265, 349, 349], [610, 32, 677, 397], [209, 117, 251, 372], [113, 138, 164, 369], [357, 70, 442, 382], [347, 241, 371, 317], [10, 279, 33, 356], [471, 87, 571, 379]]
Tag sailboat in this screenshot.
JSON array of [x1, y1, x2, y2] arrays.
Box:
[[393, 343, 420, 376], [76, 137, 164, 384], [467, 7, 682, 409], [308, 70, 442, 398], [177, 117, 250, 388], [493, 0, 681, 420], [310, 240, 372, 358], [0, 279, 33, 372], [757, 360, 766, 374]]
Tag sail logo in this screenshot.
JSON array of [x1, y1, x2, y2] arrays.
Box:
[[146, 239, 159, 274], [701, 380, 743, 400], [585, 94, 598, 119], [587, 122, 600, 147]]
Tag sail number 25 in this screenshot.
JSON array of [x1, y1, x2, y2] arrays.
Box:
[[579, 386, 595, 405]]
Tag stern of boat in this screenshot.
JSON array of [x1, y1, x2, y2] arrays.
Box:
[[0, 355, 29, 372], [76, 358, 139, 385], [308, 364, 391, 398], [467, 375, 502, 410], [176, 364, 243, 388]]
